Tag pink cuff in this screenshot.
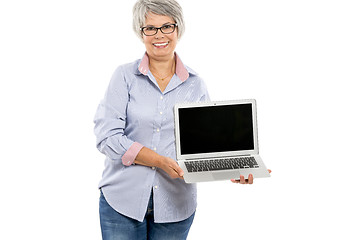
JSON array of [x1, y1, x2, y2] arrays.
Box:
[[122, 142, 144, 166]]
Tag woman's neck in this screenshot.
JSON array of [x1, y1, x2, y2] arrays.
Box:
[[148, 54, 176, 76]]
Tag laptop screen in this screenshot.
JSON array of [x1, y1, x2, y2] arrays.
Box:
[[178, 103, 255, 155]]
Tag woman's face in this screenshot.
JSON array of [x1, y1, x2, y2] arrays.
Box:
[[142, 12, 178, 61]]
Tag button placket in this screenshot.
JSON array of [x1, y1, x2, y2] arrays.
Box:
[[152, 94, 165, 153]]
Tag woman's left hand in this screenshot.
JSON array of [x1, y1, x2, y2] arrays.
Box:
[[231, 169, 272, 184]]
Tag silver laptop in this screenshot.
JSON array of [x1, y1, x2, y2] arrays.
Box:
[[174, 99, 270, 183]]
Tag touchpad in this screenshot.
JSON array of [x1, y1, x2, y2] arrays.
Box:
[[212, 171, 239, 180]]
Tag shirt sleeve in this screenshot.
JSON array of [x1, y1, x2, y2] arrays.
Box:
[[93, 66, 143, 166]]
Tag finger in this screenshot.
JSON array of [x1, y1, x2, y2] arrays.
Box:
[[172, 164, 184, 177], [248, 174, 253, 184], [240, 175, 246, 184], [178, 167, 184, 177], [231, 179, 240, 183], [167, 161, 184, 177], [174, 168, 184, 178]]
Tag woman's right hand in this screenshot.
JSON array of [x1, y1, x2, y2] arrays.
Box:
[[159, 157, 184, 179], [134, 147, 184, 179]]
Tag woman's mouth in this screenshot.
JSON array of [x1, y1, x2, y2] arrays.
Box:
[[153, 42, 169, 48]]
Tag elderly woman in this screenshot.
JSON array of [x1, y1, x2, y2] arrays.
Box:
[[94, 0, 266, 239]]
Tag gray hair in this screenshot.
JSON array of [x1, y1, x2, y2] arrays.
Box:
[[132, 0, 185, 41]]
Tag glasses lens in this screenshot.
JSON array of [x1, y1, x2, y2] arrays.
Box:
[[161, 24, 175, 34], [143, 27, 157, 36]]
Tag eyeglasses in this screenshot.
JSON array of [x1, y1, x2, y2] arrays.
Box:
[[140, 23, 177, 36]]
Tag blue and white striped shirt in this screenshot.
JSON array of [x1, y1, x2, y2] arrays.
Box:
[[94, 53, 210, 223]]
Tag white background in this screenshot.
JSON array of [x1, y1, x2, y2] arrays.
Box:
[[1, 0, 359, 239]]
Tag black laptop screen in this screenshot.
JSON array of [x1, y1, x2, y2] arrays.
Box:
[[178, 103, 255, 155]]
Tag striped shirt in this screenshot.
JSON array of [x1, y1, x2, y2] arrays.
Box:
[[94, 52, 210, 222]]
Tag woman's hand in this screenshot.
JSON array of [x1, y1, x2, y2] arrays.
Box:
[[231, 169, 272, 184], [134, 147, 184, 179], [158, 157, 184, 179]]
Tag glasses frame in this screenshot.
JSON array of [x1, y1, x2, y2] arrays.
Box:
[[140, 23, 178, 36]]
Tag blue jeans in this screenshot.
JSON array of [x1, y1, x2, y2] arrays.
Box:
[[99, 190, 195, 240]]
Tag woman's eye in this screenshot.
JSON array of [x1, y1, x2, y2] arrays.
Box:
[[162, 25, 171, 29]]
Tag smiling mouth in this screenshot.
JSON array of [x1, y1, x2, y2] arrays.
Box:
[[153, 42, 169, 47]]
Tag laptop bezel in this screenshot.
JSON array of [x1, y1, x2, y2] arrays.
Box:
[[174, 99, 260, 161]]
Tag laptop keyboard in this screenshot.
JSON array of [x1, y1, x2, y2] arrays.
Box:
[[184, 157, 259, 173]]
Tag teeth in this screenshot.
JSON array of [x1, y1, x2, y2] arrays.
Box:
[[154, 42, 169, 46]]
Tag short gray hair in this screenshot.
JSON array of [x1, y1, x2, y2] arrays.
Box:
[[133, 0, 185, 41]]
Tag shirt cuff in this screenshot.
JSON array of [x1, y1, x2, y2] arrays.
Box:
[[122, 142, 144, 166]]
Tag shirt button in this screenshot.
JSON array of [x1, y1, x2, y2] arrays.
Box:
[[152, 167, 156, 170], [156, 128, 160, 132], [153, 147, 157, 151], [159, 111, 163, 115], [154, 186, 158, 189], [160, 96, 163, 100]]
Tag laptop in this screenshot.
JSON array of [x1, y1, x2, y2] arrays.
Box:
[[174, 99, 270, 183]]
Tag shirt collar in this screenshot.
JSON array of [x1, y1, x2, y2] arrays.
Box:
[[136, 52, 195, 82]]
